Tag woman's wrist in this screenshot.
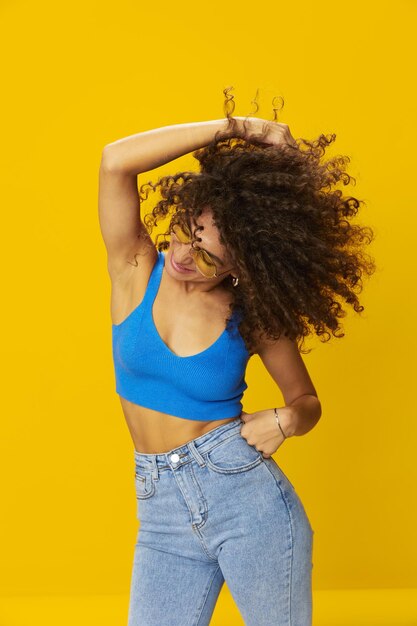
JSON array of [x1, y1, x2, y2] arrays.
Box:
[[273, 407, 297, 438], [184, 118, 235, 150], [273, 396, 321, 438]]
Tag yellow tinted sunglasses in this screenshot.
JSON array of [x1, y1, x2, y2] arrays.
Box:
[[169, 220, 231, 279]]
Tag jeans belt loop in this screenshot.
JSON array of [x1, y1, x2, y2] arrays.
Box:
[[187, 440, 206, 467], [151, 456, 159, 480]]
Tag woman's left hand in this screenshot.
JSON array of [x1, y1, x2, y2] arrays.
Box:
[[238, 118, 298, 149], [239, 407, 294, 458]]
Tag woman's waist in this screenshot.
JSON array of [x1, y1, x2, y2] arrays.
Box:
[[121, 397, 241, 454]]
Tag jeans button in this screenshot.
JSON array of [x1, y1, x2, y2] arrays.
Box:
[[170, 453, 180, 463]]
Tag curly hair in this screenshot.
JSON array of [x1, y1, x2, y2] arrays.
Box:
[[138, 89, 377, 356]]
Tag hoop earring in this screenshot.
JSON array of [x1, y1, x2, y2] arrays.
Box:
[[232, 276, 239, 287]]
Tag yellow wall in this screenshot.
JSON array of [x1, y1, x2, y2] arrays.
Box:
[[0, 0, 415, 599]]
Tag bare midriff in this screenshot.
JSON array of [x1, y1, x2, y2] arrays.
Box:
[[120, 396, 240, 454]]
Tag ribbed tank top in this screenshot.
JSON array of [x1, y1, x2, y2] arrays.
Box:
[[111, 250, 250, 421]]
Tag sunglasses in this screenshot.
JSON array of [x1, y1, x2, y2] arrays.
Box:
[[169, 219, 231, 279]]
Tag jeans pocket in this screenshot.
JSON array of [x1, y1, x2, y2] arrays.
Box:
[[134, 470, 156, 500], [204, 431, 264, 475]]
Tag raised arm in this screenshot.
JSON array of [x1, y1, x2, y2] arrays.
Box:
[[99, 118, 245, 279], [101, 118, 244, 175]]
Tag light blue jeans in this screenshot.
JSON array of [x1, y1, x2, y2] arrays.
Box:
[[127, 416, 314, 626]]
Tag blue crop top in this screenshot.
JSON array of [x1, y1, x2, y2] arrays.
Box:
[[111, 250, 250, 421]]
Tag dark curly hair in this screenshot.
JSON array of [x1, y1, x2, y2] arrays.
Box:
[[138, 88, 377, 356]]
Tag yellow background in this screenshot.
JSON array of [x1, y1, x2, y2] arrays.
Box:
[[1, 0, 416, 623]]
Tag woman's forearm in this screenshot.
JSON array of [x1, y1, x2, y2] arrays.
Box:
[[102, 118, 244, 175]]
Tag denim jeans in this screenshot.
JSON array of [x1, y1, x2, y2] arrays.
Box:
[[127, 416, 314, 626]]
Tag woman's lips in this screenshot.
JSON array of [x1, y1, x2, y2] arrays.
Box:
[[171, 254, 194, 273]]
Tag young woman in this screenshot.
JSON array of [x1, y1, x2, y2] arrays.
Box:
[[98, 92, 375, 625]]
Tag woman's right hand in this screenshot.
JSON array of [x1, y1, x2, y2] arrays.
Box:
[[236, 117, 298, 149]]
